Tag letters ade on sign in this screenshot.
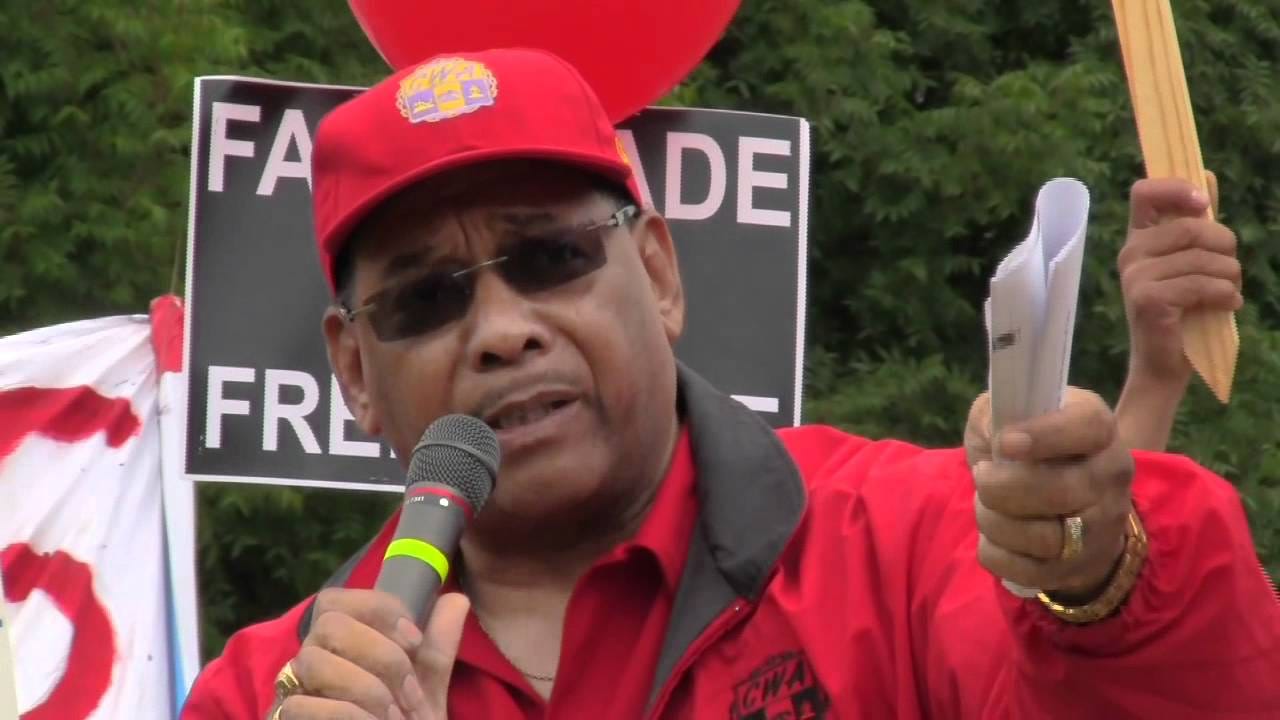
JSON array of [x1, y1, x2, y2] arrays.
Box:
[[184, 76, 811, 491]]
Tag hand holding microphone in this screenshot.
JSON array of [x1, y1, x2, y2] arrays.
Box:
[[274, 415, 499, 720]]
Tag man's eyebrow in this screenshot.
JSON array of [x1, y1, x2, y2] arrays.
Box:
[[376, 208, 573, 279], [496, 209, 561, 228], [380, 250, 434, 280]]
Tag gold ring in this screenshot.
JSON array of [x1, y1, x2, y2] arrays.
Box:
[[274, 660, 303, 701], [1060, 515, 1084, 561]]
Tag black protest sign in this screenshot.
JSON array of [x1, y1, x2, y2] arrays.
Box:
[[184, 76, 809, 491]]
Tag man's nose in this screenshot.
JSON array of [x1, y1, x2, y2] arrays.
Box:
[[462, 269, 550, 371]]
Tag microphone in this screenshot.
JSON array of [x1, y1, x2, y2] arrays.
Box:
[[375, 413, 499, 628]]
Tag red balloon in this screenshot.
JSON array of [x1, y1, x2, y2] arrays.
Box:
[[346, 0, 741, 123]]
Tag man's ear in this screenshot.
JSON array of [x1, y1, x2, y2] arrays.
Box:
[[634, 211, 685, 344], [322, 307, 382, 437]]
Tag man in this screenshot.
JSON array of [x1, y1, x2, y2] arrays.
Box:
[[181, 48, 1278, 719]]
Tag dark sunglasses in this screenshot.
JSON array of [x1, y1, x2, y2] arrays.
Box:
[[339, 204, 639, 341]]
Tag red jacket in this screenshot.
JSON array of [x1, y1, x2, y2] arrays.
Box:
[[182, 367, 1280, 719]]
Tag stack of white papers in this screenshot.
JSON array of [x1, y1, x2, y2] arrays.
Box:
[[984, 177, 1091, 597]]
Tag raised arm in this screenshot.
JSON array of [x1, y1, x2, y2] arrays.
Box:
[[1114, 173, 1239, 451]]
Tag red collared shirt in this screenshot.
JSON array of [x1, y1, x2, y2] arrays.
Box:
[[447, 428, 697, 718]]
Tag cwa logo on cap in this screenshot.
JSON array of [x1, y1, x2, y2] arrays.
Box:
[[396, 57, 498, 124]]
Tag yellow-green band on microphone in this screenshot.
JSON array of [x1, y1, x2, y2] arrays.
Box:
[[384, 538, 450, 584]]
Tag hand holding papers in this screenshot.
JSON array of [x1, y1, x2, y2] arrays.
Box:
[[985, 178, 1091, 597]]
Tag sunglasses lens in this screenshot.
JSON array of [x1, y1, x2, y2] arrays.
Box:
[[359, 214, 622, 342], [371, 272, 471, 341], [504, 230, 608, 294]]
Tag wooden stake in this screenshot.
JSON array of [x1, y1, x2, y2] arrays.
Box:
[[1111, 0, 1238, 403]]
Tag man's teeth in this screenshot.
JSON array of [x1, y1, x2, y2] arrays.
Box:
[[495, 403, 554, 430]]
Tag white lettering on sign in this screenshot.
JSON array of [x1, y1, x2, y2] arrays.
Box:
[[663, 132, 728, 222], [204, 365, 393, 457], [207, 102, 794, 222], [620, 131, 794, 227], [730, 395, 780, 413], [204, 366, 780, 454], [208, 102, 260, 193], [263, 369, 322, 454], [737, 137, 792, 228], [256, 109, 313, 196], [206, 365, 255, 449], [207, 103, 315, 196]]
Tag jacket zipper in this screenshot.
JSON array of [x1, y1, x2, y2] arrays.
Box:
[[644, 598, 754, 720]]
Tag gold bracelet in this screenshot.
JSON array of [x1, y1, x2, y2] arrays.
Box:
[[1038, 510, 1148, 624]]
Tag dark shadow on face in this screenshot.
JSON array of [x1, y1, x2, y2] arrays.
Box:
[[323, 159, 686, 548]]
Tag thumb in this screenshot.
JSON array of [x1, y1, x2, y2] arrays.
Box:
[[964, 392, 994, 467], [413, 592, 470, 717]]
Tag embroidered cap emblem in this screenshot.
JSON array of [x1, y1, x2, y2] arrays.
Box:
[[396, 58, 498, 124]]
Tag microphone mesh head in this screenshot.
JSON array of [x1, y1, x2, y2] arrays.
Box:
[[407, 414, 499, 512]]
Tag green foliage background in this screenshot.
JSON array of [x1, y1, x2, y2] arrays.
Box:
[[2, 0, 1276, 659]]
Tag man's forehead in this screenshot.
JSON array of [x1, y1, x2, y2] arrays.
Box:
[[368, 161, 606, 232], [371, 206, 566, 272]]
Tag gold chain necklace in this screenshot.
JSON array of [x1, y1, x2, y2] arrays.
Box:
[[471, 612, 557, 683], [459, 567, 557, 683]]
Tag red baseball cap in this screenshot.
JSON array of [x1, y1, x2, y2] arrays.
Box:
[[311, 47, 644, 294]]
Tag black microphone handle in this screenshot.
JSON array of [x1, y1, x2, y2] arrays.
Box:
[[374, 481, 471, 629]]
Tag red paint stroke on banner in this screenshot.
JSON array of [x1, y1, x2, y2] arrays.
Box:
[[2, 543, 116, 720], [0, 386, 140, 461], [150, 294, 186, 375]]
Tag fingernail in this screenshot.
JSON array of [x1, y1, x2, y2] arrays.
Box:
[[1191, 188, 1209, 206], [402, 674, 427, 712], [396, 617, 423, 649]]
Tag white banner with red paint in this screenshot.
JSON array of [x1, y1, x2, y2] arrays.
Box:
[[0, 298, 197, 720]]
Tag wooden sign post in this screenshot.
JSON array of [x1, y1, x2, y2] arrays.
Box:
[[1111, 0, 1239, 403]]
